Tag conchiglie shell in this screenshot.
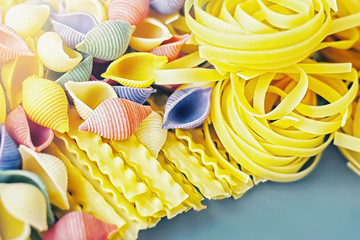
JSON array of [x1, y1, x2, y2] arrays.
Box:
[[113, 86, 156, 104], [1, 38, 43, 109], [56, 55, 93, 88], [150, 0, 184, 15], [135, 111, 167, 158], [22, 75, 69, 133], [149, 34, 189, 61], [43, 211, 119, 240], [65, 0, 106, 23], [76, 20, 135, 61], [19, 145, 69, 210], [79, 98, 152, 141], [0, 169, 55, 225], [0, 85, 5, 124], [0, 193, 31, 240], [4, 4, 50, 39], [108, 0, 149, 26], [0, 124, 22, 170], [5, 106, 54, 152], [130, 18, 172, 51], [51, 12, 98, 49], [0, 183, 48, 231], [65, 81, 117, 120], [101, 52, 168, 88], [163, 87, 212, 129], [37, 31, 83, 72], [0, 24, 34, 63]]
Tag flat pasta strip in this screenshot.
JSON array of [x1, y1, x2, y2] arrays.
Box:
[[109, 136, 189, 214], [52, 136, 146, 240], [162, 131, 229, 199], [157, 152, 206, 212], [66, 109, 166, 218], [175, 128, 253, 198]]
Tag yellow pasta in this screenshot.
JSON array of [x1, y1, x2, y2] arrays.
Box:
[[50, 138, 143, 240], [66, 109, 166, 219], [0, 85, 5, 124], [19, 145, 69, 210], [162, 131, 230, 199], [110, 136, 189, 215]]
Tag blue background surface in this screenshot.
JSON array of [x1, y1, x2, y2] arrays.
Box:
[[138, 145, 360, 240]]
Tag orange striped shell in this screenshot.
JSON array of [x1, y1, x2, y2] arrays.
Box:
[[79, 98, 152, 141], [108, 0, 149, 26], [0, 24, 33, 63]]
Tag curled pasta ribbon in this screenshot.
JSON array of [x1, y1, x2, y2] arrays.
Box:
[[320, 1, 360, 69], [207, 64, 358, 182], [334, 93, 360, 176]]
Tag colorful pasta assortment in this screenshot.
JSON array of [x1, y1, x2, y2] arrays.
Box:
[[0, 0, 360, 239]]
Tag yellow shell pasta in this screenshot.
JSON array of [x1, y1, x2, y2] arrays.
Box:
[[22, 75, 69, 133], [4, 4, 50, 39]]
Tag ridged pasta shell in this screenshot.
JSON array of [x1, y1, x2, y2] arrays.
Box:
[[108, 0, 149, 26], [51, 12, 98, 49], [65, 81, 117, 120], [19, 145, 69, 210], [163, 87, 212, 129], [4, 4, 50, 39], [150, 0, 184, 15], [0, 169, 55, 225], [76, 20, 135, 61], [113, 86, 156, 104], [1, 38, 43, 109], [37, 31, 83, 72], [64, 0, 106, 23], [22, 75, 69, 133], [79, 98, 152, 141], [5, 106, 54, 152], [149, 34, 189, 61], [101, 52, 168, 88], [56, 55, 93, 88], [0, 85, 5, 124], [130, 17, 172, 51], [0, 124, 21, 170], [43, 211, 119, 240], [0, 183, 48, 232], [0, 24, 34, 63], [135, 111, 167, 158]]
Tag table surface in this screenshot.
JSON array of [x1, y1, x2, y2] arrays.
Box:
[[138, 145, 360, 240]]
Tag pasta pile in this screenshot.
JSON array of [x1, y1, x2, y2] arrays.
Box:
[[0, 0, 360, 239]]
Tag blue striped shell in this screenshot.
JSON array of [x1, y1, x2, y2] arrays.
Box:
[[0, 124, 21, 170], [56, 55, 93, 88], [113, 86, 156, 104], [150, 0, 184, 15], [51, 12, 98, 49], [162, 87, 212, 129]]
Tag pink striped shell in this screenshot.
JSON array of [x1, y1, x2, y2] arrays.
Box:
[[79, 98, 152, 141], [149, 34, 189, 61], [0, 24, 33, 63], [43, 211, 118, 240], [108, 0, 150, 26], [5, 106, 54, 152]]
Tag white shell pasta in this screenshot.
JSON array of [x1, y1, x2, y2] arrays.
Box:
[[37, 32, 82, 72]]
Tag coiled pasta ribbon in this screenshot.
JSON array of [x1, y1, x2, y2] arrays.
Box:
[[320, 1, 360, 69], [154, 0, 360, 84], [205, 64, 358, 182], [334, 93, 360, 176]]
